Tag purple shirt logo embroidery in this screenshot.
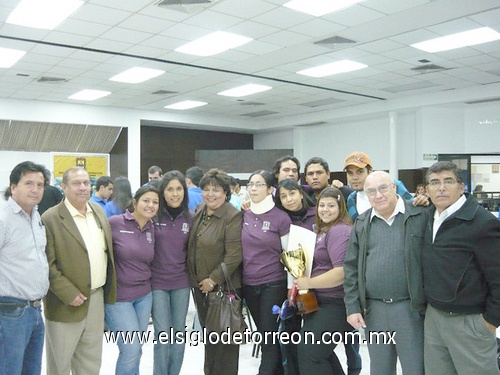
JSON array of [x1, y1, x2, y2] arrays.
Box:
[[262, 220, 271, 232]]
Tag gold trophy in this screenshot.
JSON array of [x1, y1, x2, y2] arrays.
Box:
[[281, 244, 319, 315]]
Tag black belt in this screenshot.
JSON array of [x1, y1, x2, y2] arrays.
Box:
[[369, 297, 410, 304], [0, 299, 42, 310]]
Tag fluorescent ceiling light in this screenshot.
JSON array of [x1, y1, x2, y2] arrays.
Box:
[[217, 84, 272, 97], [165, 100, 208, 110], [7, 0, 84, 30], [68, 89, 111, 101], [411, 27, 500, 53], [0, 47, 27, 68], [109, 67, 165, 84], [297, 60, 367, 77], [175, 31, 252, 57], [283, 0, 363, 17]]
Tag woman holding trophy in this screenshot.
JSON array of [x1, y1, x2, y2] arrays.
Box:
[[242, 170, 292, 375], [294, 187, 354, 374]]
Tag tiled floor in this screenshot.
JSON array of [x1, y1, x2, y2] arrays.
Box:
[[41, 298, 401, 374]]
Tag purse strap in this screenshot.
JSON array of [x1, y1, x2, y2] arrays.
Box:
[[220, 262, 241, 300]]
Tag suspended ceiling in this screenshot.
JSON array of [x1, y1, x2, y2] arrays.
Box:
[[0, 0, 499, 131]]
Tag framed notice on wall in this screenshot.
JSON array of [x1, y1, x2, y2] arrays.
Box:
[[51, 152, 109, 189]]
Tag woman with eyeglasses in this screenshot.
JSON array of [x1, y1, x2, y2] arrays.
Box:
[[242, 170, 292, 375], [295, 187, 354, 374]]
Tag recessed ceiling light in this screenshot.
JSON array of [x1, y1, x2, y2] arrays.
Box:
[[283, 0, 363, 17], [217, 84, 272, 97], [165, 100, 208, 110], [109, 67, 165, 84], [7, 0, 84, 30], [175, 31, 252, 57], [68, 89, 111, 101], [411, 27, 500, 53], [297, 60, 367, 77], [0, 47, 27, 68]]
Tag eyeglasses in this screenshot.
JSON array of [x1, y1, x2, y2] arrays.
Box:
[[365, 183, 393, 197], [247, 182, 267, 189], [427, 178, 457, 188]]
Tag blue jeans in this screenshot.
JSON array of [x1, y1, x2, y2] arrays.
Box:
[[151, 288, 190, 375], [105, 292, 153, 375], [0, 297, 44, 375]]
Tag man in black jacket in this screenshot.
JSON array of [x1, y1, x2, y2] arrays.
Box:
[[423, 161, 500, 375]]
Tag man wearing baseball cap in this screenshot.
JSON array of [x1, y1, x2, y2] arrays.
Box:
[[342, 151, 416, 220]]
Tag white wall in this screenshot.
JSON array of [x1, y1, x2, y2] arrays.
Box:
[[268, 111, 418, 173], [253, 128, 294, 150], [253, 104, 500, 173], [464, 105, 500, 153], [0, 151, 52, 195]]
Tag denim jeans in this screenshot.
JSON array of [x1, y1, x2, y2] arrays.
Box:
[[105, 292, 153, 375], [0, 297, 44, 375], [151, 288, 190, 375]]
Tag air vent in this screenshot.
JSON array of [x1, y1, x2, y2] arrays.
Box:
[[239, 101, 265, 106], [156, 0, 210, 5], [383, 82, 438, 93], [241, 110, 278, 118], [300, 98, 344, 108], [155, 0, 214, 13], [411, 64, 448, 74], [37, 76, 68, 84], [151, 90, 178, 95], [315, 36, 356, 47], [465, 97, 500, 105]]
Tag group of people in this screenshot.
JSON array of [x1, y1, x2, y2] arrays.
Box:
[[0, 152, 498, 375]]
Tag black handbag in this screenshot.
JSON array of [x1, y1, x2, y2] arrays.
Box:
[[205, 263, 248, 344]]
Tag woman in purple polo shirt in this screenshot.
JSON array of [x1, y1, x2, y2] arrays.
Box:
[[295, 187, 354, 374], [274, 178, 316, 375], [275, 178, 316, 231], [151, 170, 192, 375], [105, 184, 159, 375], [242, 170, 292, 375]]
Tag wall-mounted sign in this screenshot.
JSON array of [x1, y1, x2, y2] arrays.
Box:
[[51, 153, 109, 189], [423, 153, 438, 161]]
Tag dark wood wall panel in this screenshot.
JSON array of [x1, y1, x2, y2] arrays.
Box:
[[196, 149, 294, 173], [140, 126, 253, 183]]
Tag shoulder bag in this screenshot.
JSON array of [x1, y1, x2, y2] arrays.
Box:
[[205, 262, 248, 344]]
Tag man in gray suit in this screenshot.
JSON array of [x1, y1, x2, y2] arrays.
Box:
[[344, 171, 427, 375], [42, 167, 116, 375]]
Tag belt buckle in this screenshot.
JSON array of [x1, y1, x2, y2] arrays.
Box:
[[382, 298, 394, 303], [32, 300, 41, 308]]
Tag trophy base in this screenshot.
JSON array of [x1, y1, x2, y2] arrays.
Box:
[[296, 290, 320, 315]]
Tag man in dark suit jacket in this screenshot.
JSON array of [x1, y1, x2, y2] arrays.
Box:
[[42, 166, 116, 375]]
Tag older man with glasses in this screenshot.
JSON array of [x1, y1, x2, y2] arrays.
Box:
[[422, 161, 500, 375], [344, 171, 427, 375]]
